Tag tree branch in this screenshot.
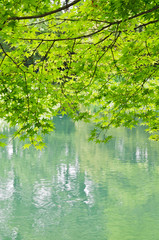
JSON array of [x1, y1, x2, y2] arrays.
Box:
[[15, 4, 159, 27], [53, 5, 159, 24], [8, 0, 81, 21], [0, 43, 24, 72], [128, 5, 159, 21], [134, 19, 158, 30], [0, 54, 6, 67], [19, 24, 112, 42], [87, 5, 159, 25]]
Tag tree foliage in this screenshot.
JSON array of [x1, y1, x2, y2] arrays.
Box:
[[0, 0, 159, 148]]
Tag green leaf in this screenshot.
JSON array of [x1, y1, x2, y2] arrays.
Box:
[[0, 134, 7, 139], [0, 142, 6, 147], [23, 143, 31, 149]]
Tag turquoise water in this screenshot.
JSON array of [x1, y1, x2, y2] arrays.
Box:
[[0, 117, 159, 240]]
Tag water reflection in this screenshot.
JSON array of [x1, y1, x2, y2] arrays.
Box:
[[0, 171, 14, 200], [0, 117, 159, 240]]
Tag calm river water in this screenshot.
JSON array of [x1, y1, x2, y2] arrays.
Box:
[[0, 117, 159, 240]]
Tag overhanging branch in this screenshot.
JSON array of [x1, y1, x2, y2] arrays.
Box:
[[8, 0, 81, 21], [19, 24, 113, 42], [134, 20, 158, 30]]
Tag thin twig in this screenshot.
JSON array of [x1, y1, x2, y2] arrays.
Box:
[[0, 43, 25, 73], [134, 19, 158, 30], [0, 54, 6, 67]]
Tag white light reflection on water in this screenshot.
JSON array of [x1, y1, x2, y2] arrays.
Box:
[[33, 181, 52, 208], [0, 171, 14, 200], [7, 141, 14, 158], [84, 173, 95, 206], [0, 171, 15, 240], [136, 146, 148, 162]]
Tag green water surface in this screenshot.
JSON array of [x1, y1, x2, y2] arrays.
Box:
[[0, 117, 159, 240]]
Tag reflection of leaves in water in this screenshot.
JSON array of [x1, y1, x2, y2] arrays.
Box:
[[0, 117, 159, 239], [76, 122, 159, 181], [76, 122, 159, 240], [54, 115, 75, 134]]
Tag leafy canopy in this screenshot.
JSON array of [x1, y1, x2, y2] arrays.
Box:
[[0, 0, 159, 148]]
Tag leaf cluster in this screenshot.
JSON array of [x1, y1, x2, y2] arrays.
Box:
[[0, 0, 159, 147]]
